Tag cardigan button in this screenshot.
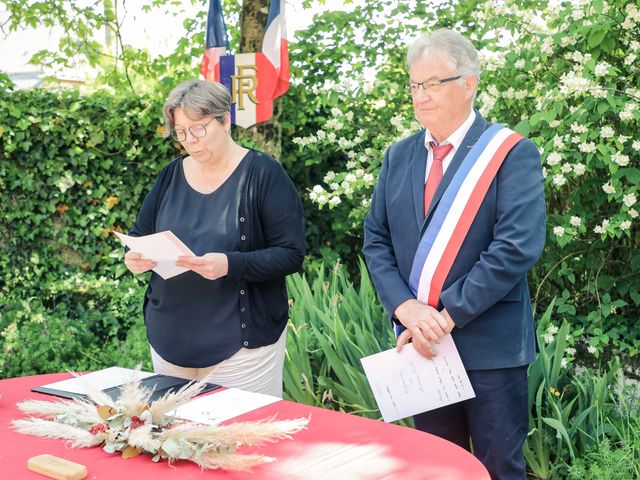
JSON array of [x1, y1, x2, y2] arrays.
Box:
[[240, 307, 245, 312], [239, 217, 245, 222], [241, 323, 246, 328], [240, 289, 245, 295], [243, 341, 249, 347], [240, 235, 246, 241]]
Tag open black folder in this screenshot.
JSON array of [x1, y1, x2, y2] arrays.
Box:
[[32, 369, 220, 403]]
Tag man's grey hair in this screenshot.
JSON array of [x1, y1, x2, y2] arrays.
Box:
[[407, 28, 481, 86], [163, 80, 232, 137]]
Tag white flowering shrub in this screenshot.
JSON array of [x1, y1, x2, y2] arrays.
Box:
[[286, 0, 639, 356], [475, 0, 639, 356]]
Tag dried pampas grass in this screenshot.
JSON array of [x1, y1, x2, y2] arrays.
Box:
[[12, 370, 308, 471]]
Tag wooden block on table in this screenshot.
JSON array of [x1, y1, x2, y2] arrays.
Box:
[[27, 454, 87, 480]]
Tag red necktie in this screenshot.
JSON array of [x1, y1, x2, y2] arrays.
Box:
[[424, 142, 453, 215]]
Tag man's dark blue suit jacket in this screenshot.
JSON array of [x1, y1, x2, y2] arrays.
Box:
[[363, 111, 546, 370]]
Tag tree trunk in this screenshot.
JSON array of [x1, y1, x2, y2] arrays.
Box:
[[239, 0, 283, 160]]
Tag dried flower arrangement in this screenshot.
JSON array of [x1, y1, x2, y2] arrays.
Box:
[[12, 374, 308, 470]]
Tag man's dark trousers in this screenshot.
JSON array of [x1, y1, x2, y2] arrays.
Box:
[[413, 366, 529, 480]]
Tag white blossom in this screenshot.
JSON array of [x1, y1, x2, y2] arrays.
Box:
[[312, 185, 325, 194], [553, 226, 565, 237], [587, 345, 597, 354], [328, 196, 341, 206], [327, 132, 337, 142], [363, 173, 374, 184], [553, 135, 564, 149], [330, 107, 342, 117], [337, 137, 352, 149], [566, 347, 576, 356], [600, 126, 615, 138], [544, 333, 554, 344], [632, 140, 640, 151], [611, 152, 630, 167], [618, 135, 629, 144], [621, 220, 632, 231], [345, 173, 357, 183], [559, 71, 594, 96], [620, 110, 634, 121], [570, 216, 582, 227], [547, 152, 562, 166], [345, 111, 354, 121], [561, 358, 568, 368], [594, 61, 611, 77], [602, 183, 616, 195], [629, 209, 638, 218], [578, 142, 596, 153], [548, 325, 559, 335], [573, 163, 586, 176], [571, 123, 589, 134], [324, 171, 336, 181], [515, 59, 525, 69], [561, 163, 572, 174], [553, 174, 566, 186], [325, 119, 344, 130], [329, 182, 339, 191]]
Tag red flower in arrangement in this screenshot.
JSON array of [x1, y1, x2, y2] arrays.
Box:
[[89, 423, 108, 435], [130, 415, 146, 429]]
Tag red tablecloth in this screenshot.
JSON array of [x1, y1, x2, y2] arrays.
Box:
[[0, 373, 490, 479]]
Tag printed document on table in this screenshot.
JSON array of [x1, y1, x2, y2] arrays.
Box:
[[361, 336, 475, 422], [36, 367, 156, 396], [173, 388, 281, 425], [114, 230, 195, 279]]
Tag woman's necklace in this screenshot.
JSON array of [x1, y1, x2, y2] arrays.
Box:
[[198, 162, 217, 192], [196, 156, 234, 193]]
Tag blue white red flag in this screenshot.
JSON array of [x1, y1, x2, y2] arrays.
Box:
[[200, 0, 289, 127], [261, 0, 289, 99], [199, 0, 229, 82]]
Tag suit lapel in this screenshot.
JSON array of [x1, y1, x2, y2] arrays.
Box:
[[411, 131, 428, 229], [422, 112, 489, 228]]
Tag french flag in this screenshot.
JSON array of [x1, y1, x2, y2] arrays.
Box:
[[261, 0, 289, 99], [199, 0, 229, 82]]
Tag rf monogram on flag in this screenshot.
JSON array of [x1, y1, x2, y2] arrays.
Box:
[[199, 0, 289, 128]]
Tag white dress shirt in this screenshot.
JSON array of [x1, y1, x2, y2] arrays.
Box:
[[424, 110, 476, 181]]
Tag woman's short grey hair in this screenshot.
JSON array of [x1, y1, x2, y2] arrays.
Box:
[[162, 80, 232, 137], [407, 28, 481, 84]]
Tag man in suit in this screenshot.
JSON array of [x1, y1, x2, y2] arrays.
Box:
[[363, 29, 546, 480]]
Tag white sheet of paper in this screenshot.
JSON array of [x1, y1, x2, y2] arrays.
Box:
[[114, 230, 195, 279], [361, 336, 475, 422], [38, 367, 156, 395], [173, 388, 281, 425]]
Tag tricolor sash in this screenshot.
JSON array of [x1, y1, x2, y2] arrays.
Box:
[[408, 124, 524, 307]]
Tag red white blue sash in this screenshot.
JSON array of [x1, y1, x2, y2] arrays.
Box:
[[409, 124, 524, 307]]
